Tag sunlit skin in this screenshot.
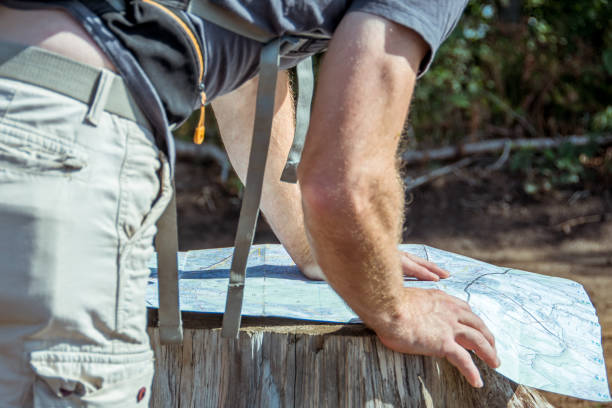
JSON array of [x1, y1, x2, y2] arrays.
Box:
[[0, 5, 116, 71]]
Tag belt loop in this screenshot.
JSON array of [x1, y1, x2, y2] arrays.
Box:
[[86, 69, 114, 126]]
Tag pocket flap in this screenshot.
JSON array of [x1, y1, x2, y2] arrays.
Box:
[[29, 349, 153, 407]]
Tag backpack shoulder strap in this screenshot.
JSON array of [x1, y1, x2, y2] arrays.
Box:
[[221, 38, 283, 338], [280, 56, 314, 183], [155, 186, 184, 344]]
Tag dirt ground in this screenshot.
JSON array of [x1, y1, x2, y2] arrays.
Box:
[[174, 159, 612, 407]]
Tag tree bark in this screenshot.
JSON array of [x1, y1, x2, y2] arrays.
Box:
[[148, 314, 553, 408]]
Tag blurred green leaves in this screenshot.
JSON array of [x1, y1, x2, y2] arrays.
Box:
[[410, 0, 612, 148], [509, 140, 610, 194]]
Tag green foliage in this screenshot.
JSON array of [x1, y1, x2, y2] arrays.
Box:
[[411, 0, 612, 147], [226, 173, 244, 195], [509, 140, 610, 194], [593, 106, 612, 131]]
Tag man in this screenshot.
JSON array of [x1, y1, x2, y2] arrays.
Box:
[[0, 2, 499, 406]]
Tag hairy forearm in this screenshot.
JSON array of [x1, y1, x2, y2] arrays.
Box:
[[301, 168, 406, 327], [295, 13, 500, 388], [212, 73, 324, 279], [299, 12, 427, 330]]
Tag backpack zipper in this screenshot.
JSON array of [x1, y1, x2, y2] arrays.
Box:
[[142, 0, 207, 144]]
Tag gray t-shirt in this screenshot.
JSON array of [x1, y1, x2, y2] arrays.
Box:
[[189, 0, 468, 101]]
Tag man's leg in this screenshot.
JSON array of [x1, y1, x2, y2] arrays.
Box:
[[0, 65, 167, 406], [212, 71, 325, 280]]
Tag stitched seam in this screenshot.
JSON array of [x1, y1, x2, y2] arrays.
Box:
[[113, 116, 131, 345]]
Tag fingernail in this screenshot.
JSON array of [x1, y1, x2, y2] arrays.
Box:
[[477, 378, 484, 388]]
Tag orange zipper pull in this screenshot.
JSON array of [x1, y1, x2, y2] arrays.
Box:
[[194, 90, 207, 144]]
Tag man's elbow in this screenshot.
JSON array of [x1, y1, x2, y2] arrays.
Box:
[[299, 169, 374, 225]]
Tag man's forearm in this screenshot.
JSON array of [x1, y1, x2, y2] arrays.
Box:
[[212, 72, 324, 279], [301, 165, 406, 328], [298, 12, 427, 330]]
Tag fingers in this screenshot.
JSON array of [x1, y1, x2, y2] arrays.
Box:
[[459, 312, 496, 349], [444, 344, 483, 388], [401, 260, 441, 281], [300, 264, 327, 281], [419, 259, 451, 279], [455, 326, 500, 369], [403, 252, 451, 278], [445, 294, 472, 311], [401, 253, 450, 281]]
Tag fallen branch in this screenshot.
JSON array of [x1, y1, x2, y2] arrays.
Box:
[[402, 134, 612, 165], [486, 140, 512, 171], [404, 157, 473, 191], [554, 213, 612, 234], [175, 140, 231, 182]]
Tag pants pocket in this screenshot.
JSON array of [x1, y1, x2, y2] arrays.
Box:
[[29, 349, 154, 408], [0, 122, 88, 180], [116, 152, 174, 341]]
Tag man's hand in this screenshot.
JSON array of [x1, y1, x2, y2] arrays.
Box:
[[375, 288, 500, 388], [401, 252, 450, 281], [303, 252, 451, 282]]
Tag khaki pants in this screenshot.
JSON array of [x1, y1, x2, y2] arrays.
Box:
[[0, 74, 171, 407]]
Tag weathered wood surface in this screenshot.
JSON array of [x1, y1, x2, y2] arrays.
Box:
[[148, 315, 553, 408]]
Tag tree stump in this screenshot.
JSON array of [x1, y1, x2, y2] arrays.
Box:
[[148, 312, 553, 407]]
